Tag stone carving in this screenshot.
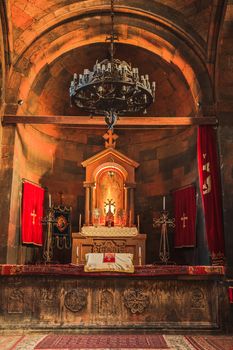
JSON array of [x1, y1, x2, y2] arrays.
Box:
[[191, 288, 205, 309], [40, 288, 56, 305], [64, 289, 87, 312], [124, 288, 149, 314], [93, 240, 126, 253], [7, 289, 24, 314], [99, 289, 114, 316]]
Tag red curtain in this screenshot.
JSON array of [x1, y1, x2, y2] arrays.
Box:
[[197, 126, 225, 265], [22, 182, 44, 246], [173, 185, 196, 248]]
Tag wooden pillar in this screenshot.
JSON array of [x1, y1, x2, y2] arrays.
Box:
[[129, 187, 135, 226], [85, 186, 90, 226]]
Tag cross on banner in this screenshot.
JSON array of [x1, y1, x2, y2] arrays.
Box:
[[181, 213, 188, 228], [30, 209, 37, 225]]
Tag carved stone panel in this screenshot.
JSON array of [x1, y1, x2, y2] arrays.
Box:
[[99, 289, 115, 316], [64, 289, 87, 312], [123, 288, 149, 314], [7, 289, 24, 314]]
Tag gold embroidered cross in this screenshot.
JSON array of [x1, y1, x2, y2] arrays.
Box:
[[181, 213, 188, 228], [30, 209, 37, 225], [103, 130, 118, 148]]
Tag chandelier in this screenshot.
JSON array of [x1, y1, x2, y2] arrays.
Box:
[[69, 0, 156, 129]]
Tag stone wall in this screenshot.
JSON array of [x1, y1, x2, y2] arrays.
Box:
[[2, 125, 199, 264]]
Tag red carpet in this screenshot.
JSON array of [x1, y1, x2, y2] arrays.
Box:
[[35, 334, 168, 349], [185, 335, 233, 350]]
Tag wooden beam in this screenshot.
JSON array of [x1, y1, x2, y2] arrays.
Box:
[[2, 115, 217, 127]]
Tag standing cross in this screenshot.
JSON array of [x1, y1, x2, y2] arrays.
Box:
[[181, 213, 188, 228], [103, 130, 118, 149], [30, 209, 37, 225]]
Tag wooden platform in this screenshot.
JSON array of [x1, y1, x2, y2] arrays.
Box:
[[0, 264, 229, 331]]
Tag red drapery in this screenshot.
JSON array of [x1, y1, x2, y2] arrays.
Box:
[[197, 126, 225, 265], [172, 185, 196, 248], [21, 181, 44, 246]]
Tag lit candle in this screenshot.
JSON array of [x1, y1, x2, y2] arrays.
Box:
[[163, 196, 166, 211], [49, 194, 52, 208], [139, 246, 142, 257], [137, 214, 140, 231]]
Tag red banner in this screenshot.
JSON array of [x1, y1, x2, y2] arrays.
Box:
[[197, 126, 225, 265], [229, 287, 233, 304], [21, 182, 44, 246], [173, 185, 196, 248]]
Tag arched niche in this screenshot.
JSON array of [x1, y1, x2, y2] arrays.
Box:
[[82, 147, 139, 226]]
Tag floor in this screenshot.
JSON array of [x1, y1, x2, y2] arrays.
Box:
[[1, 332, 233, 350]]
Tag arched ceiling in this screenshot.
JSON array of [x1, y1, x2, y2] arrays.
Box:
[[3, 0, 226, 118]]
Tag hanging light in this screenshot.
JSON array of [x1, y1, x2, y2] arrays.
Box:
[[70, 0, 156, 130]]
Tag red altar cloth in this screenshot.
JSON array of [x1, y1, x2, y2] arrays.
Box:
[[0, 264, 225, 277]]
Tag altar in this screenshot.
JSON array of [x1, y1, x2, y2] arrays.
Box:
[[72, 130, 147, 265], [0, 264, 229, 331]]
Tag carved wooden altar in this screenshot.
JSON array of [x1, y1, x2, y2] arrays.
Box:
[[72, 131, 146, 264]]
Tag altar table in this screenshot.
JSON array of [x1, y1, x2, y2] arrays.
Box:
[[0, 264, 229, 331]]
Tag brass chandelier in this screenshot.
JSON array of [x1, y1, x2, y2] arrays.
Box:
[[69, 0, 156, 129]]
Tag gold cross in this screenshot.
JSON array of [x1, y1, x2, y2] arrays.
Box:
[[103, 130, 118, 148], [181, 213, 188, 228], [30, 209, 37, 225]]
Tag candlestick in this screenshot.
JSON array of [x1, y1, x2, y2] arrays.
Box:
[[163, 196, 166, 211], [137, 214, 140, 232], [138, 246, 142, 266], [49, 194, 52, 208]]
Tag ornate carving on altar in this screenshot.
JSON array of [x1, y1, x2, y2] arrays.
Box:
[[123, 289, 150, 314], [93, 240, 126, 253], [7, 289, 24, 314], [64, 289, 87, 312]]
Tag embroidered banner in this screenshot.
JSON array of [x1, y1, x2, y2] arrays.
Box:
[[172, 185, 196, 248], [21, 181, 44, 246], [197, 126, 225, 265]]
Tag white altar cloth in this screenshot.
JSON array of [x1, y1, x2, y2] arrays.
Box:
[[84, 253, 134, 273]]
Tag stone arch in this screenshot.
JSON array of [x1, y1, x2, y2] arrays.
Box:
[[6, 7, 214, 116]]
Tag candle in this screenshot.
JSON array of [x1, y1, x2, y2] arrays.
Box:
[[163, 196, 166, 211], [137, 214, 140, 231], [49, 194, 52, 208], [139, 246, 142, 257], [76, 246, 79, 257], [79, 213, 82, 232], [129, 210, 132, 227]]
